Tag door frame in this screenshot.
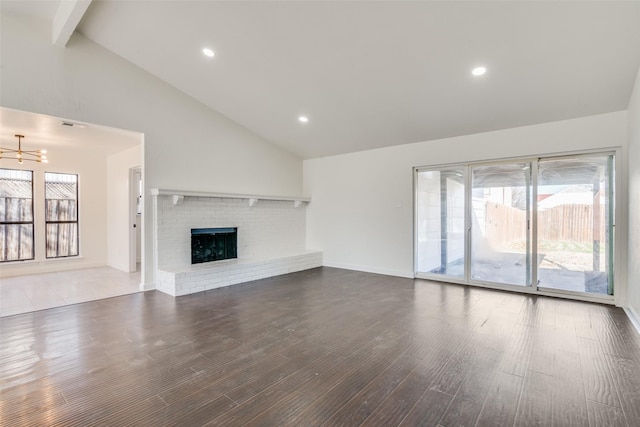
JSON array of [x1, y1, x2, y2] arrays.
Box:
[[129, 167, 142, 273]]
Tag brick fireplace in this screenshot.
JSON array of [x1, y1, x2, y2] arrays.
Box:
[[151, 189, 322, 296]]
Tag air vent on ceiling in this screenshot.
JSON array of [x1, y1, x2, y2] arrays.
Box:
[[61, 121, 87, 128]]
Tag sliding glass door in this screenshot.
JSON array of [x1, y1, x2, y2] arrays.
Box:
[[415, 168, 466, 280], [536, 155, 614, 295], [415, 152, 615, 300], [470, 162, 532, 286]]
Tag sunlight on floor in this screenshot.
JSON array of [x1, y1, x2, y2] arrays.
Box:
[[0, 267, 141, 317]]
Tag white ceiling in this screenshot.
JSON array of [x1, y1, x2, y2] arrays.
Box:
[[0, 107, 142, 156], [3, 1, 640, 159]]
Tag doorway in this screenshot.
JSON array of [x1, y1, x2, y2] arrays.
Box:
[[0, 107, 144, 316]]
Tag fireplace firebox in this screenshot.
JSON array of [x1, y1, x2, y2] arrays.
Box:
[[191, 227, 237, 264]]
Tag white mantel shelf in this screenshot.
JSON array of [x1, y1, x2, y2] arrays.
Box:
[[150, 188, 311, 204]]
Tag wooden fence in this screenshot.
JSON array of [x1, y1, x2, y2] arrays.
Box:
[[484, 202, 527, 247], [484, 202, 606, 246]]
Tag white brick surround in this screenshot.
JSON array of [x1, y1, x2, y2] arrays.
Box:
[[152, 191, 321, 296], [156, 251, 322, 296]]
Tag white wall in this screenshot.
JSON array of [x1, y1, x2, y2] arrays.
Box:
[[627, 67, 640, 319], [304, 111, 629, 302], [0, 13, 303, 288], [0, 146, 108, 277], [106, 145, 142, 273]]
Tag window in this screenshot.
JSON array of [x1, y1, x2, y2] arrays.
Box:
[[0, 169, 35, 262], [537, 155, 615, 295], [471, 162, 532, 286], [415, 167, 466, 279], [45, 172, 78, 258]]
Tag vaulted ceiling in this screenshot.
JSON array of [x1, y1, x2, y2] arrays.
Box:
[[3, 1, 640, 159]]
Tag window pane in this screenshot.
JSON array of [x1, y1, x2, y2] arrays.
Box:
[[0, 169, 33, 222], [45, 173, 77, 221], [471, 163, 532, 286], [46, 223, 78, 258], [0, 224, 34, 261], [4, 197, 33, 222], [0, 169, 34, 262], [45, 172, 79, 258], [537, 155, 614, 295], [416, 168, 466, 278]]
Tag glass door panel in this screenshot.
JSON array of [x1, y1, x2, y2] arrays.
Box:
[[416, 168, 466, 279], [471, 163, 532, 286], [537, 155, 614, 295]]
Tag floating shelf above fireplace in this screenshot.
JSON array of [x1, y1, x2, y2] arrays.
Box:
[[150, 188, 310, 206]]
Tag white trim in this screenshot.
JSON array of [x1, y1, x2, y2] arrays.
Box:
[[141, 282, 155, 291], [531, 160, 539, 290], [413, 146, 621, 173], [0, 258, 38, 266], [1, 255, 87, 267], [129, 167, 141, 273], [464, 166, 471, 283], [537, 287, 615, 305], [412, 168, 417, 275], [150, 188, 310, 204], [417, 273, 616, 305], [624, 306, 640, 336]]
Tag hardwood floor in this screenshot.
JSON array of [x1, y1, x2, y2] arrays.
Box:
[[1, 267, 639, 426]]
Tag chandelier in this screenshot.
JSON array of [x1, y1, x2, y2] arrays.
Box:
[[0, 134, 48, 164]]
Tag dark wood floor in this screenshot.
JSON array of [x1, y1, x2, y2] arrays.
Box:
[[2, 267, 640, 426]]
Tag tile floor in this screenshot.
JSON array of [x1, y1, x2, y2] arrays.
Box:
[[0, 266, 141, 317]]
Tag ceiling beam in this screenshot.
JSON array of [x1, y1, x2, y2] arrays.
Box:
[[52, 0, 93, 47]]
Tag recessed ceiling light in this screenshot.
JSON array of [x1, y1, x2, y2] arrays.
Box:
[[298, 116, 309, 123], [472, 66, 487, 76], [202, 48, 215, 58]]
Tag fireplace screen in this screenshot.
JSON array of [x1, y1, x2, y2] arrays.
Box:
[[191, 227, 237, 264]]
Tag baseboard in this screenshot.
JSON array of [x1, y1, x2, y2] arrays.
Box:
[[322, 261, 414, 279], [142, 282, 156, 291], [624, 305, 640, 337], [0, 259, 105, 278]]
